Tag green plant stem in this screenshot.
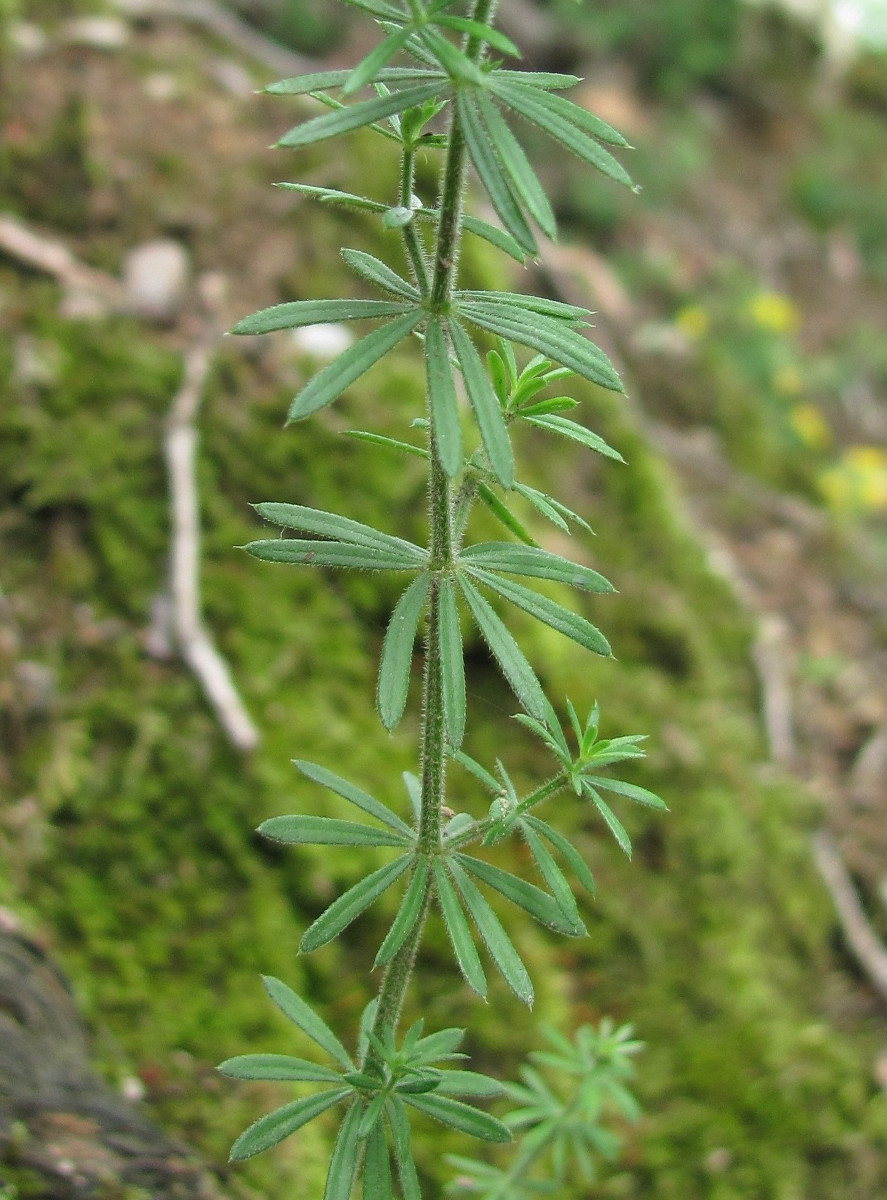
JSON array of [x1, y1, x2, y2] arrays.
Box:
[[445, 773, 569, 851], [367, 0, 497, 1060], [400, 146, 429, 298]]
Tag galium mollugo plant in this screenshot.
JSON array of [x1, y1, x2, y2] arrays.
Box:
[[217, 1, 665, 1195]]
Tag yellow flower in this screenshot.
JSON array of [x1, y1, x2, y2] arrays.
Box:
[[789, 404, 830, 450], [818, 445, 887, 513], [674, 304, 709, 339], [746, 292, 800, 335]]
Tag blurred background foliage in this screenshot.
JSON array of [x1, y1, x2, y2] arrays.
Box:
[[2, 1, 887, 1199]]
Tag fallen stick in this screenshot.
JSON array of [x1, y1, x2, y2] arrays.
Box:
[[812, 829, 887, 1006], [0, 213, 121, 299], [165, 336, 260, 752], [114, 0, 316, 78]]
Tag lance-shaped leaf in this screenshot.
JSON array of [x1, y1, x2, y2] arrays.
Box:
[[583, 785, 632, 858], [218, 1055, 344, 1083], [461, 214, 527, 263], [522, 815, 596, 895], [457, 290, 588, 322], [377, 574, 431, 730], [363, 1121, 393, 1200], [231, 299, 415, 336], [490, 79, 635, 189], [458, 303, 623, 393], [493, 79, 631, 147], [417, 26, 486, 85], [425, 319, 462, 478], [466, 567, 612, 658], [433, 1071, 504, 1098], [324, 1102, 363, 1200], [513, 481, 593, 534], [518, 822, 582, 927], [523, 412, 624, 461], [246, 539, 422, 572], [265, 64, 444, 93], [584, 776, 667, 809], [438, 575, 466, 747], [458, 576, 547, 720], [254, 502, 426, 561], [455, 853, 585, 937], [345, 431, 428, 459], [474, 92, 556, 240], [300, 855, 413, 952], [435, 15, 520, 59], [287, 310, 424, 422], [456, 90, 537, 256], [450, 320, 514, 488], [460, 543, 613, 593], [259, 814, 412, 848], [447, 859, 534, 1006], [490, 70, 581, 90], [277, 183, 387, 212], [477, 483, 538, 548], [344, 25, 413, 94], [401, 1091, 511, 1143], [294, 760, 414, 836], [433, 860, 486, 998], [262, 975, 353, 1068], [386, 1099, 421, 1200], [230, 1088, 350, 1161], [374, 856, 430, 967], [277, 82, 444, 147], [342, 249, 419, 300]]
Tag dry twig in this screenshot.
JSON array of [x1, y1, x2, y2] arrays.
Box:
[[164, 335, 260, 751], [812, 830, 887, 1006]]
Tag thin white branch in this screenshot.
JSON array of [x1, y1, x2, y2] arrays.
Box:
[[812, 830, 887, 1005], [164, 337, 260, 751], [752, 615, 796, 767], [0, 214, 121, 299]]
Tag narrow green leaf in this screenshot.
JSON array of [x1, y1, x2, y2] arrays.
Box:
[[363, 1121, 394, 1200], [433, 860, 487, 998], [490, 80, 635, 188], [358, 1092, 388, 1140], [377, 574, 431, 730], [519, 823, 582, 926], [264, 69, 353, 94], [218, 1054, 344, 1083], [374, 857, 430, 967], [410, 1026, 466, 1063], [524, 413, 624, 461], [460, 543, 613, 593], [455, 853, 585, 936], [344, 27, 412, 95], [477, 483, 539, 547], [457, 576, 548, 720], [513, 482, 593, 534], [401, 1091, 511, 1143], [245, 539, 421, 571], [341, 249, 419, 300], [323, 1103, 363, 1200], [295, 760, 413, 836], [458, 305, 623, 393], [277, 183, 387, 212], [425, 318, 462, 478], [254, 502, 425, 560], [434, 1071, 504, 1098], [523, 815, 596, 895], [438, 576, 466, 747], [457, 290, 588, 322], [418, 27, 486, 84], [490, 70, 580, 90], [474, 93, 557, 240], [230, 1088, 349, 1160], [278, 83, 444, 147], [345, 430, 428, 458], [447, 859, 534, 1005], [450, 748, 499, 793], [300, 856, 413, 952], [517, 396, 578, 417], [259, 815, 411, 848], [462, 214, 527, 263], [231, 299, 413, 336], [587, 776, 667, 809], [262, 976, 353, 1068], [496, 81, 631, 147], [287, 311, 424, 422], [386, 1100, 422, 1200], [456, 91, 537, 256], [584, 786, 632, 857], [450, 320, 514, 488], [435, 15, 520, 58], [465, 567, 612, 657]]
